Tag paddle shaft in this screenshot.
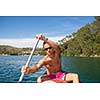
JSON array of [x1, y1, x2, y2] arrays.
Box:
[[18, 39, 39, 82]]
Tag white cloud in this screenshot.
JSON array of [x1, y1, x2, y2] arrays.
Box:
[[0, 36, 64, 48]]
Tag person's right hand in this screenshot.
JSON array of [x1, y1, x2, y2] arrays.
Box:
[[21, 66, 30, 74]]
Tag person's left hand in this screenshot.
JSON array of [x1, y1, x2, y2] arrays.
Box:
[[36, 34, 45, 41]]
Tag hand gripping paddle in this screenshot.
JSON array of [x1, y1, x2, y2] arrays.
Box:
[[18, 39, 39, 82]]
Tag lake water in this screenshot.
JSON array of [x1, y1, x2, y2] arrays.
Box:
[[0, 55, 100, 83]]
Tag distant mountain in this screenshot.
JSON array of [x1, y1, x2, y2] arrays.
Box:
[[0, 45, 31, 55], [0, 45, 45, 56]]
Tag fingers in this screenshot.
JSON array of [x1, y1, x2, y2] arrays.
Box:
[[36, 34, 45, 40], [21, 66, 30, 74]]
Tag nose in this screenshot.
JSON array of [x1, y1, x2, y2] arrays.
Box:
[[46, 48, 50, 52]]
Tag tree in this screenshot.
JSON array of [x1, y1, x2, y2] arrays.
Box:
[[59, 17, 100, 57], [94, 16, 100, 21]]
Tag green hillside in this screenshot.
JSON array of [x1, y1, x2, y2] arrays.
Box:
[[58, 16, 100, 57], [0, 45, 45, 56]]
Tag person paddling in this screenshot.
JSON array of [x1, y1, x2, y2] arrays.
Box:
[[21, 34, 79, 83]]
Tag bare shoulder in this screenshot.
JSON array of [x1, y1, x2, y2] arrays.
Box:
[[38, 56, 48, 65], [34, 56, 49, 69], [41, 55, 52, 65]]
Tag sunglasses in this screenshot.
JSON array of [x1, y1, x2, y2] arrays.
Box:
[[44, 47, 52, 51]]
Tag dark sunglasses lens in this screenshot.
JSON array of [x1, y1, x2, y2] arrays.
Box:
[[44, 48, 48, 51], [44, 47, 52, 51]]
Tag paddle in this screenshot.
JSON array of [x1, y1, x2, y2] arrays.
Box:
[[18, 39, 39, 82]]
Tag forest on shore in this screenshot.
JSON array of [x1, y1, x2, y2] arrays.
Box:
[[58, 16, 100, 57], [0, 45, 45, 56]]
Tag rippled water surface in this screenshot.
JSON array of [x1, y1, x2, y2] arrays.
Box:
[[0, 56, 100, 83]]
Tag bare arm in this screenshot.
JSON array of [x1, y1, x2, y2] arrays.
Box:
[[36, 34, 61, 54], [46, 39, 61, 54], [21, 58, 46, 74], [29, 59, 45, 73]]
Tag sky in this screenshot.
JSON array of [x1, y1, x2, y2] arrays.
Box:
[[0, 16, 95, 48]]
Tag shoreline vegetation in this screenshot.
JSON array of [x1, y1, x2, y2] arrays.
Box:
[[0, 17, 100, 57], [0, 45, 45, 56], [0, 45, 100, 58]]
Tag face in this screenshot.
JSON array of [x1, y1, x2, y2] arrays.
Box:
[[44, 43, 53, 55]]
